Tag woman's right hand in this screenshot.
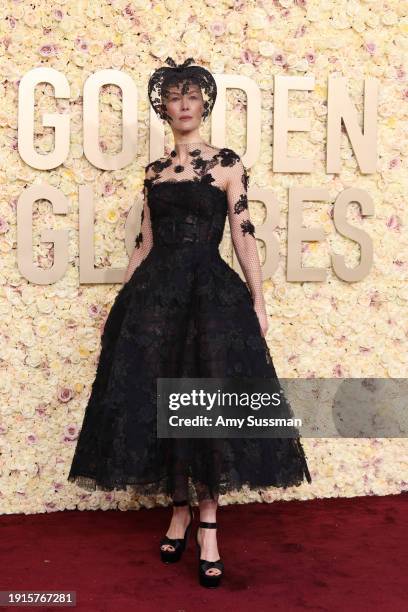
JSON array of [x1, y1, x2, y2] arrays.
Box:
[[101, 312, 108, 336]]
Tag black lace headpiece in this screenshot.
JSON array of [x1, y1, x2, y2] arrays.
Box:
[[147, 57, 217, 124]]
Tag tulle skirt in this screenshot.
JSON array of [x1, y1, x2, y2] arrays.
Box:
[[67, 244, 311, 501]]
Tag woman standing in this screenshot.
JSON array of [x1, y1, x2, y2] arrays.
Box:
[[68, 57, 311, 588]]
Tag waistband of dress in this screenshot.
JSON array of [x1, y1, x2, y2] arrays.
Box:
[[153, 217, 221, 249], [152, 242, 220, 253]]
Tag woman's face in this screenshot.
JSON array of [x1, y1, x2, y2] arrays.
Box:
[[162, 81, 204, 131]]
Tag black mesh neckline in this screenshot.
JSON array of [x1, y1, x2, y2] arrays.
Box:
[[170, 140, 207, 156]]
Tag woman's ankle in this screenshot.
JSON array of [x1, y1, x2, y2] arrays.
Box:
[[171, 505, 191, 524]]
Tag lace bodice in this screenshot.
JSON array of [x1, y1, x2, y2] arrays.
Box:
[[128, 141, 264, 308]]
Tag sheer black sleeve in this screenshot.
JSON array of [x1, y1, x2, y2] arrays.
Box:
[[226, 154, 265, 309], [124, 164, 154, 282]]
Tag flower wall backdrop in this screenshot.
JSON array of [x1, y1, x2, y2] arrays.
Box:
[[0, 0, 407, 514]]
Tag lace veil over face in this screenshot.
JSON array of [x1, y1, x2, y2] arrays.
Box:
[[147, 57, 217, 124]]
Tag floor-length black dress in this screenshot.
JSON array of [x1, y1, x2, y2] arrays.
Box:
[[67, 141, 312, 502]]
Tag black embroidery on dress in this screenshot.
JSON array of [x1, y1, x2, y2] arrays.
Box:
[[135, 231, 143, 248], [240, 219, 255, 236], [242, 167, 249, 190], [150, 158, 172, 174], [200, 172, 217, 188], [234, 193, 248, 215], [191, 151, 221, 176], [191, 155, 208, 175], [217, 147, 241, 167]]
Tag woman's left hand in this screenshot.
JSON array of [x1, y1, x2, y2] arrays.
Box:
[[253, 301, 268, 337]]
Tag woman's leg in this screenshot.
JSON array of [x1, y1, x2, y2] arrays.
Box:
[[196, 497, 222, 576], [161, 449, 191, 552], [160, 502, 192, 552]]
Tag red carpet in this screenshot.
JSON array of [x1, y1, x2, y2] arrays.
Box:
[[1, 493, 406, 611]]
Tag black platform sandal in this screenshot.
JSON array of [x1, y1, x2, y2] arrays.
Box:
[[159, 500, 194, 564], [195, 521, 224, 588]]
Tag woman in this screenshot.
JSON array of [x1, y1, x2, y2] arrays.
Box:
[[68, 57, 312, 589]]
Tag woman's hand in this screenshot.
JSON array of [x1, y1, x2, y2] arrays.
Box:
[[253, 300, 269, 337], [101, 312, 108, 336]]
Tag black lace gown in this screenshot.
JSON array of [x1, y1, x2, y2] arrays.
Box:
[[67, 141, 312, 502]]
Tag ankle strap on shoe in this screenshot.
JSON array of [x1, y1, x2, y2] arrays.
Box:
[[199, 521, 217, 528], [173, 499, 188, 506]]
